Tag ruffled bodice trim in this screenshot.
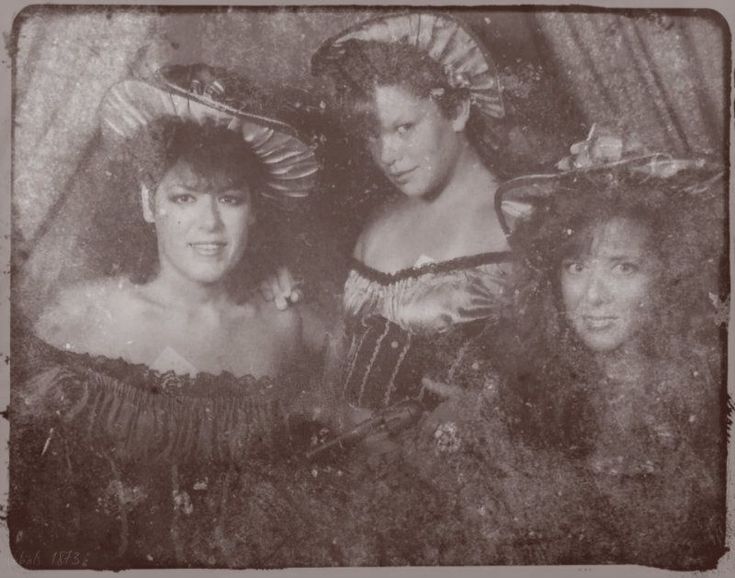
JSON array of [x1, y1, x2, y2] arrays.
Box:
[[349, 251, 513, 285], [344, 252, 515, 336], [13, 332, 299, 463]]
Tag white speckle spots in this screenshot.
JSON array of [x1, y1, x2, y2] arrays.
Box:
[[311, 468, 318, 478], [193, 478, 208, 491], [172, 489, 193, 515], [391, 340, 399, 349], [471, 361, 480, 371], [41, 428, 54, 456], [434, 422, 461, 454]]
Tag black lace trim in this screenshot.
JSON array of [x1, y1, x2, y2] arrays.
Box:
[[21, 330, 278, 399], [350, 251, 514, 285]]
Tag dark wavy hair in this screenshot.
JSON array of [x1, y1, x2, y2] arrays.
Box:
[[498, 170, 726, 455], [323, 40, 517, 180], [87, 117, 282, 300]]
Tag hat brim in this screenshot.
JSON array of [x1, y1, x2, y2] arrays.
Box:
[[496, 155, 724, 236], [311, 11, 504, 120], [99, 79, 319, 199]]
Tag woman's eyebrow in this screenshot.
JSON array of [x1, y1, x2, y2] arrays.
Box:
[[172, 182, 247, 194], [606, 253, 641, 262], [170, 182, 200, 191], [389, 111, 422, 130]]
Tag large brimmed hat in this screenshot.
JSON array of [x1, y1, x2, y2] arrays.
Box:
[[311, 11, 504, 120], [496, 125, 724, 236], [99, 63, 319, 200]]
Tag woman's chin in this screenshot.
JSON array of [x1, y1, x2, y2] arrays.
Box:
[[579, 332, 626, 354], [177, 266, 232, 286]]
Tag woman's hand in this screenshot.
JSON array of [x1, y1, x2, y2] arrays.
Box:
[[421, 376, 464, 400], [260, 266, 302, 310]]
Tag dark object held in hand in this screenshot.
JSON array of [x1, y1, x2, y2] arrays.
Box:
[[305, 399, 424, 462]]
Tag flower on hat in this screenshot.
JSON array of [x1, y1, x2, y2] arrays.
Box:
[[495, 121, 723, 236], [443, 64, 472, 91], [556, 124, 630, 171]]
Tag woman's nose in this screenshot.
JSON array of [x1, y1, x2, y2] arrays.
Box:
[[378, 134, 401, 167], [198, 195, 223, 230], [583, 271, 611, 305]]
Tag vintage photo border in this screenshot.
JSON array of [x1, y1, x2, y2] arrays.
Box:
[[0, 0, 732, 576]]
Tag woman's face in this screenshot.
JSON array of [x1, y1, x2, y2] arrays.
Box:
[[366, 84, 467, 199], [560, 217, 660, 354], [143, 159, 254, 286]]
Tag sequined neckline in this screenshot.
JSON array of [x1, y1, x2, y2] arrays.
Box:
[[350, 251, 513, 285]]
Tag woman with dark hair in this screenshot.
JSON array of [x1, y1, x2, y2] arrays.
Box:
[[500, 133, 725, 462], [498, 136, 726, 567], [10, 64, 346, 568], [32, 64, 318, 377], [305, 12, 517, 433], [409, 131, 727, 568]]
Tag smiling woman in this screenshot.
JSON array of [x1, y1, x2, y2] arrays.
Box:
[[32, 67, 315, 378], [10, 64, 327, 568]]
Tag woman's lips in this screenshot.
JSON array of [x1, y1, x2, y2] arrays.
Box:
[[390, 167, 417, 182], [582, 315, 617, 330], [189, 242, 226, 257]]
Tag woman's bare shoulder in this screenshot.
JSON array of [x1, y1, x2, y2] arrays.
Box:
[[461, 196, 510, 252], [353, 197, 408, 260], [34, 277, 140, 349]]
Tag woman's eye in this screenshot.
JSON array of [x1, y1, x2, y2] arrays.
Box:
[[171, 193, 195, 204], [614, 262, 639, 275], [396, 123, 414, 135], [563, 261, 585, 274], [218, 194, 246, 206]]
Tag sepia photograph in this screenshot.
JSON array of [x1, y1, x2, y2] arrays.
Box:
[[3, 1, 731, 572]]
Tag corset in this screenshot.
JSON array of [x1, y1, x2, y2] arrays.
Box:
[[340, 252, 514, 410]]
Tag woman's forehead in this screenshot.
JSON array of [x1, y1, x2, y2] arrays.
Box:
[[566, 216, 651, 258], [163, 159, 252, 192], [368, 84, 436, 129]]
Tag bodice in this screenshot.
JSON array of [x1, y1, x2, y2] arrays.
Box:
[[343, 252, 514, 334], [339, 252, 515, 410]]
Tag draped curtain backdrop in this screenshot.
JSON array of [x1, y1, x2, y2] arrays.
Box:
[[534, 10, 726, 157], [11, 7, 729, 321]]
